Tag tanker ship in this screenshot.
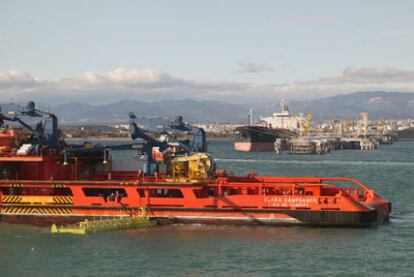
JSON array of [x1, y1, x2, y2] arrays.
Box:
[[234, 126, 296, 152], [234, 102, 297, 152], [0, 103, 391, 227]]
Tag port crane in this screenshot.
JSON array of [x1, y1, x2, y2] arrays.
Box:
[[303, 112, 312, 135]]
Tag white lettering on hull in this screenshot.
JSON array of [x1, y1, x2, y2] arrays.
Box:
[[263, 197, 318, 208]]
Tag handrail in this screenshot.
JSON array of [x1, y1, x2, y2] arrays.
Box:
[[318, 177, 370, 191], [249, 176, 370, 191], [0, 176, 371, 190]]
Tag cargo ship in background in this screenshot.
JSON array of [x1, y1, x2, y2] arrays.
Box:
[[234, 126, 296, 152], [234, 102, 298, 152], [0, 102, 391, 227]]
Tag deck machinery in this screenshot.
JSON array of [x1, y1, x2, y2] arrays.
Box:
[[0, 102, 391, 227]]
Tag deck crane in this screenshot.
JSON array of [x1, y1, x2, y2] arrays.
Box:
[[129, 112, 210, 177], [169, 115, 207, 152], [0, 102, 61, 154]]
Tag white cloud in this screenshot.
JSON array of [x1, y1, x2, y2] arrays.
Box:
[[0, 68, 264, 104], [83, 68, 173, 86], [271, 65, 414, 97], [0, 65, 413, 105], [236, 60, 273, 73], [0, 70, 38, 89]]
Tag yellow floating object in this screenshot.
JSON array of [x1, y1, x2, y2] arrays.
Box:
[[51, 216, 156, 235]]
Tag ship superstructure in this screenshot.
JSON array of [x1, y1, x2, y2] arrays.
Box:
[[261, 101, 292, 129], [234, 102, 304, 152]]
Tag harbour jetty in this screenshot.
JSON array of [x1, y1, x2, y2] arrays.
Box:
[[237, 102, 400, 155], [285, 137, 378, 155]]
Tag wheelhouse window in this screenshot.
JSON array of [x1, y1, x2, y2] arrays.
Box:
[[247, 187, 259, 195], [149, 188, 184, 198], [193, 187, 217, 198], [82, 188, 127, 197], [137, 188, 145, 197], [222, 187, 242, 196], [82, 188, 127, 202]]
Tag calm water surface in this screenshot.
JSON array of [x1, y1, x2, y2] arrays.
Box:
[[1, 141, 413, 276]]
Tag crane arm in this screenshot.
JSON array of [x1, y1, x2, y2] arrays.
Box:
[[169, 115, 207, 152], [0, 111, 34, 132], [12, 117, 35, 132], [129, 112, 166, 147]]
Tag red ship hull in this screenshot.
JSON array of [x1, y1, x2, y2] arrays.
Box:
[[234, 142, 275, 152], [0, 175, 391, 227]]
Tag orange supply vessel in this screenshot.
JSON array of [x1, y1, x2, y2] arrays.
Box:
[[0, 139, 391, 227], [0, 104, 391, 227]]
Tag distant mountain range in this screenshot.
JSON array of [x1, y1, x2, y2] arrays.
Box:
[[254, 91, 414, 121], [1, 92, 413, 123], [292, 91, 414, 120], [0, 99, 249, 124]]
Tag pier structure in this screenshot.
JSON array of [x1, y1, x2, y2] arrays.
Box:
[[287, 137, 336, 155], [289, 137, 315, 155], [278, 136, 380, 155], [337, 137, 379, 151]]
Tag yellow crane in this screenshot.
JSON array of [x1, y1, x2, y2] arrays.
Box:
[[378, 118, 385, 136], [303, 112, 312, 135]]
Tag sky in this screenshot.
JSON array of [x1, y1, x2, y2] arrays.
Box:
[[1, 0, 414, 104]]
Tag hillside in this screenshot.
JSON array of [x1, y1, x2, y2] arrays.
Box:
[[254, 92, 414, 120], [1, 92, 413, 123]]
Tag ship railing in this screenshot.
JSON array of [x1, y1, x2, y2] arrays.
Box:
[[247, 176, 372, 192], [220, 176, 373, 202], [319, 177, 373, 201]]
